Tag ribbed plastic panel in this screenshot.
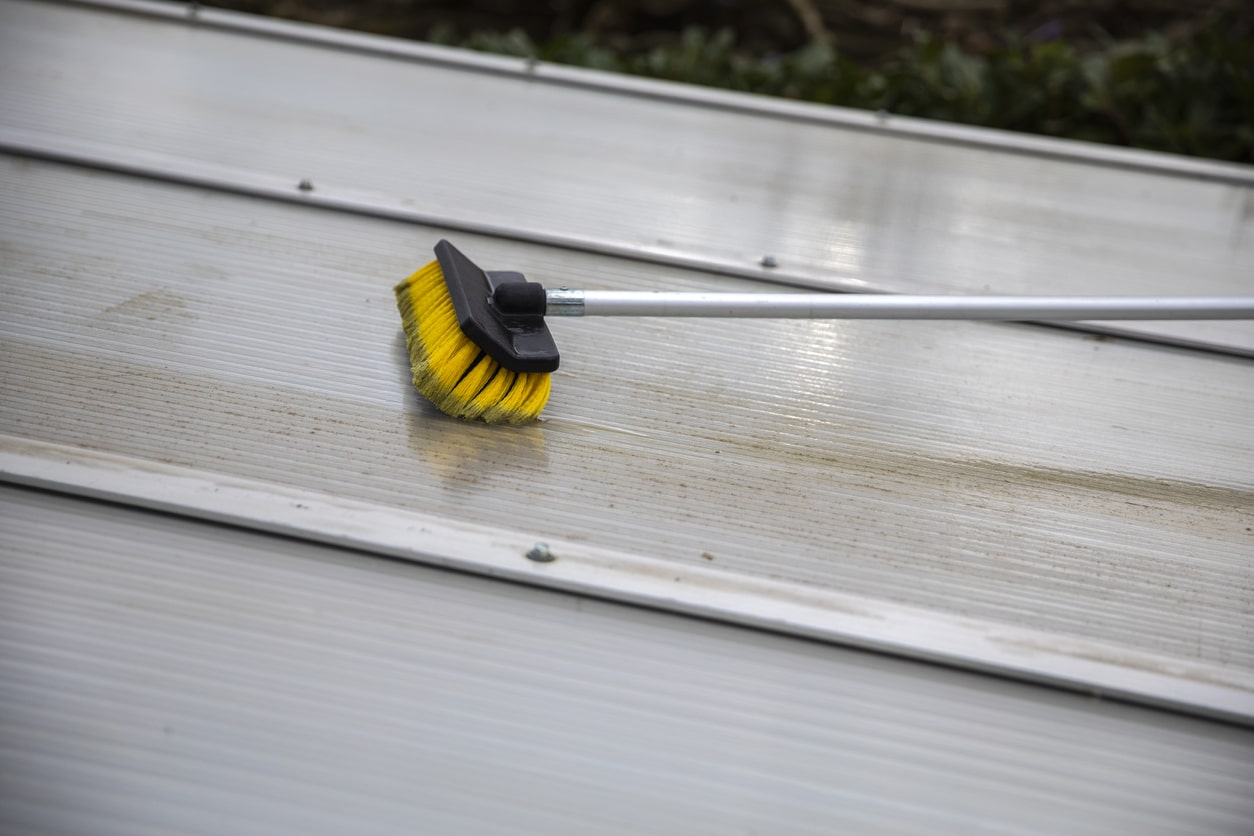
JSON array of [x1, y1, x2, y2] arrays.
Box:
[[2, 485, 1253, 836], [1, 2, 1253, 825], [0, 0, 1251, 353], [3, 153, 1252, 688]]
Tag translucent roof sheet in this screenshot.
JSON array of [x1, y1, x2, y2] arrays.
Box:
[[1, 1, 1253, 829]]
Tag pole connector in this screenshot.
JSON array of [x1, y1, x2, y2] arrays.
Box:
[[434, 239, 560, 373]]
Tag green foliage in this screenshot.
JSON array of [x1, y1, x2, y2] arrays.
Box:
[[430, 17, 1254, 164]]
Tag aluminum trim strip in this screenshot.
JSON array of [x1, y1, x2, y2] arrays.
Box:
[[3, 436, 1252, 725]]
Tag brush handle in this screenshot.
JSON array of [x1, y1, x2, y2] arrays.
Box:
[[544, 290, 1254, 321]]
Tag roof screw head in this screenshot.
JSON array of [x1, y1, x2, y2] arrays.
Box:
[[297, 179, 314, 192], [759, 254, 778, 269], [525, 542, 554, 563]]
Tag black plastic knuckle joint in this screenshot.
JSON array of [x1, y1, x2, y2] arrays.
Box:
[[433, 239, 560, 373]]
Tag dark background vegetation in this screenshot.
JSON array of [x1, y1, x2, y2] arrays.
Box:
[[202, 0, 1252, 163]]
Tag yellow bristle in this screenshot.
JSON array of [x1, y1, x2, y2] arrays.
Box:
[[394, 260, 551, 424]]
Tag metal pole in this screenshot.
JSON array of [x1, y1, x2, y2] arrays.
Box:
[[544, 289, 1254, 320]]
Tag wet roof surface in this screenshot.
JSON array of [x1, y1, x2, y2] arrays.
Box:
[[1, 0, 1253, 831]]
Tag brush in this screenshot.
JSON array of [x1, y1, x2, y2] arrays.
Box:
[[394, 240, 1254, 424]]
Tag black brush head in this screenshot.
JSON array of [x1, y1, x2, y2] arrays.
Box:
[[434, 239, 560, 373]]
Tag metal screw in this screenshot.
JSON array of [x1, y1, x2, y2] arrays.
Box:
[[759, 254, 778, 269], [297, 179, 314, 192], [525, 542, 554, 563]]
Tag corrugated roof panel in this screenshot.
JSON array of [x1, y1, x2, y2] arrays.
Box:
[[3, 485, 1253, 835], [0, 0, 1251, 354], [2, 152, 1252, 720]]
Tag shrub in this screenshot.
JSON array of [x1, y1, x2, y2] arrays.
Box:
[[431, 15, 1254, 164]]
